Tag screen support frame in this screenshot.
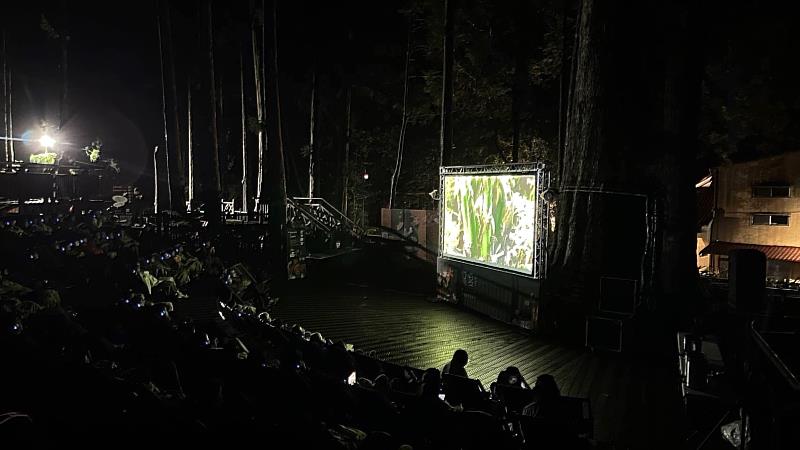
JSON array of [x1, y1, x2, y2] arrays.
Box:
[[438, 163, 549, 279]]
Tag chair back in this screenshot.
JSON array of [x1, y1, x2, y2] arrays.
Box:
[[495, 384, 536, 413], [442, 373, 486, 409]]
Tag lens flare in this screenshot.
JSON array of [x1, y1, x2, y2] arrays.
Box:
[[39, 135, 56, 148]]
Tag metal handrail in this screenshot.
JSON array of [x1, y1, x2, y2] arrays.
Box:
[[368, 225, 436, 258], [286, 198, 335, 233], [291, 196, 365, 238], [750, 320, 800, 391]]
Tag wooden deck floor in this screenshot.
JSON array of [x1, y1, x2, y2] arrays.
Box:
[[272, 284, 685, 449]]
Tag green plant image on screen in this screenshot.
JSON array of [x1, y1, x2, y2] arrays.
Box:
[[442, 174, 537, 274]]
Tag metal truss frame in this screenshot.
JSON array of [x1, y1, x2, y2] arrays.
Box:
[[438, 162, 549, 279]]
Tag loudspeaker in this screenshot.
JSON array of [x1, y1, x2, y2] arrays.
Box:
[[585, 316, 630, 352], [728, 249, 766, 313]]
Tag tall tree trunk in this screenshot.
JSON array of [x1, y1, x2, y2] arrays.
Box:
[[218, 79, 224, 181], [390, 27, 411, 209], [548, 0, 701, 338], [156, 9, 173, 210], [2, 32, 13, 162], [342, 27, 353, 214], [251, 0, 266, 211], [58, 3, 69, 132], [240, 52, 248, 212], [559, 0, 582, 182], [654, 0, 703, 317], [187, 83, 194, 208], [556, 1, 573, 179], [510, 3, 531, 164], [205, 0, 221, 195], [2, 32, 8, 162], [510, 51, 526, 163], [160, 0, 185, 209], [6, 54, 11, 162], [439, 0, 455, 167], [307, 70, 317, 197], [264, 0, 288, 285], [59, 44, 67, 131], [190, 1, 221, 221], [342, 86, 351, 215], [551, 0, 605, 286], [153, 146, 160, 213]]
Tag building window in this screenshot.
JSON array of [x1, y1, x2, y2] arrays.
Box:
[[717, 255, 729, 279], [752, 214, 790, 226], [752, 185, 791, 198]]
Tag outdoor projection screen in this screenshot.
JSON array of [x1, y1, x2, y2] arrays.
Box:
[[441, 173, 537, 274]]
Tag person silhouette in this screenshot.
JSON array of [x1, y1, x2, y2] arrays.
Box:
[[442, 349, 469, 378]]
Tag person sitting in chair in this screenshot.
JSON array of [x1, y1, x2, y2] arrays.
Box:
[[491, 366, 529, 400], [442, 349, 469, 378], [498, 366, 528, 389], [522, 374, 561, 419]]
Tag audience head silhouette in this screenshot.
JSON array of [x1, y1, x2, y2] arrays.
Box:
[[442, 348, 470, 378], [535, 374, 560, 399]]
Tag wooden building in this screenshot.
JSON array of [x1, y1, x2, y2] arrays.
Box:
[[700, 152, 800, 280]]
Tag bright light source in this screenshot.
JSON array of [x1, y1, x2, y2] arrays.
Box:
[[39, 135, 56, 148], [362, 172, 369, 180]]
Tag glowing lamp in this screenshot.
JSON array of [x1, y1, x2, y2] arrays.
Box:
[[362, 172, 369, 180], [39, 135, 56, 148]]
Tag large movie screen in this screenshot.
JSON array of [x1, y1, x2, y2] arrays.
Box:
[[442, 174, 537, 274]]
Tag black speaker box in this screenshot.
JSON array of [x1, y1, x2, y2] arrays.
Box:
[[728, 249, 766, 313], [585, 316, 630, 352]]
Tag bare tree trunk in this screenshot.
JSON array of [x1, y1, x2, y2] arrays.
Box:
[[187, 83, 194, 208], [548, 0, 701, 338], [342, 86, 351, 215], [390, 27, 411, 209], [153, 146, 160, 213], [264, 0, 288, 285], [342, 28, 353, 214], [439, 0, 455, 167], [58, 4, 69, 132], [654, 0, 703, 316], [251, 1, 266, 211], [511, 53, 525, 163], [156, 10, 173, 211], [205, 0, 221, 195], [7, 58, 12, 162], [551, 0, 607, 284], [556, 1, 573, 178], [2, 32, 13, 162], [2, 32, 7, 162], [240, 52, 248, 212], [218, 79, 224, 176], [59, 44, 67, 130], [160, 0, 185, 208], [307, 70, 317, 197], [510, 6, 529, 164]]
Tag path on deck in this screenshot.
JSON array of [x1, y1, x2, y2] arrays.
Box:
[[272, 284, 683, 448]]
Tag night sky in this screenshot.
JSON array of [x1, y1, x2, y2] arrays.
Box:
[[3, 1, 407, 192], [5, 1, 161, 185], [5, 1, 800, 197]]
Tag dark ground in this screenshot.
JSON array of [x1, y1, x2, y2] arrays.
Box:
[[272, 283, 685, 449]]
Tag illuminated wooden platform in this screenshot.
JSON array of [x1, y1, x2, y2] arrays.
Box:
[[272, 284, 683, 448]]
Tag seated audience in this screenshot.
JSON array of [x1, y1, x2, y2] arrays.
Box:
[[373, 373, 390, 394], [491, 366, 530, 404], [442, 348, 469, 378], [522, 374, 561, 419], [1, 211, 560, 448]]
